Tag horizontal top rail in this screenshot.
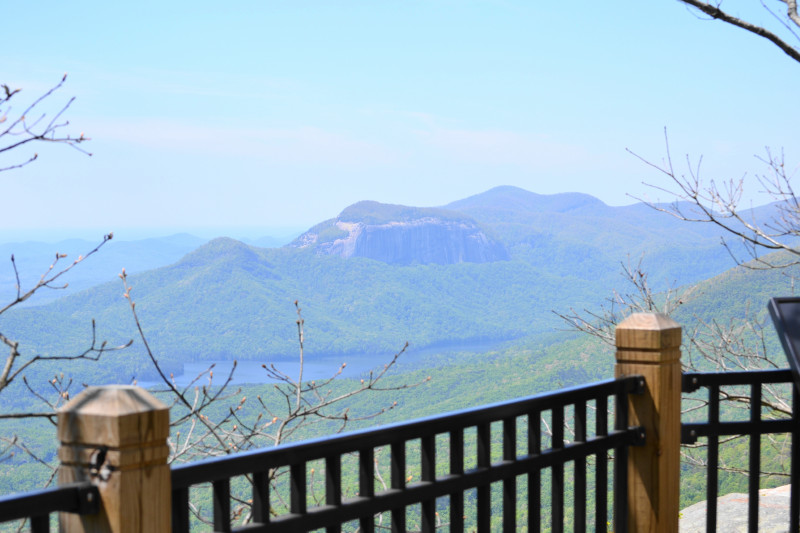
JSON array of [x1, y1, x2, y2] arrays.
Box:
[[682, 368, 793, 392], [172, 375, 644, 488], [0, 482, 99, 523]]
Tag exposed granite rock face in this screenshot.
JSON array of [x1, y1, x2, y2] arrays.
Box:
[[680, 484, 792, 533], [289, 201, 509, 265]]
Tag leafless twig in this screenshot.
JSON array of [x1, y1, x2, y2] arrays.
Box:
[[675, 0, 800, 64], [0, 74, 91, 173]]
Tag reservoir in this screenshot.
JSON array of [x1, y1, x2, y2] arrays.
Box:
[[135, 339, 510, 389]]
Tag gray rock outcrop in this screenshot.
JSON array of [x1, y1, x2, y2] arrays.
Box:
[[680, 484, 792, 532], [289, 201, 509, 265]]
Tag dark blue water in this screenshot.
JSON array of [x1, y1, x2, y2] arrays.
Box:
[[135, 339, 508, 389]]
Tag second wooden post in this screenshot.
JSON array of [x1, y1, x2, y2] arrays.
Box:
[[615, 312, 681, 533], [58, 385, 171, 533]]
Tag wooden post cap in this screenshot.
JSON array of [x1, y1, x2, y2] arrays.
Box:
[[58, 385, 168, 447], [616, 313, 681, 364]]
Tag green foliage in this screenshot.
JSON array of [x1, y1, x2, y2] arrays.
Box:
[[316, 224, 349, 243], [337, 201, 472, 225], [0, 242, 609, 381]]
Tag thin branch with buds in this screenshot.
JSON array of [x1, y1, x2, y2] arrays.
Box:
[[675, 0, 800, 64], [554, 254, 686, 346], [629, 131, 800, 270], [0, 74, 91, 173], [0, 234, 131, 397]]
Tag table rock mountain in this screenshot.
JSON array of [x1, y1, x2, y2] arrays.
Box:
[[289, 201, 509, 265]]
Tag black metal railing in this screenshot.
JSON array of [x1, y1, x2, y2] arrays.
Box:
[[171, 375, 645, 533], [0, 482, 99, 533], [681, 368, 800, 533]]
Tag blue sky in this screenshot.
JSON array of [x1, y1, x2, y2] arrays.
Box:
[[3, 1, 799, 240]]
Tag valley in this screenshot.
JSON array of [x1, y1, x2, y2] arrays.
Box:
[[0, 186, 778, 384], [0, 185, 796, 516]]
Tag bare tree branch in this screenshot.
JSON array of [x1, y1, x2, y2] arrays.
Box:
[[0, 234, 132, 399], [677, 0, 800, 63], [628, 131, 800, 270], [0, 74, 91, 173]]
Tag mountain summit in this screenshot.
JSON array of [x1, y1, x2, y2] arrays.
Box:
[[288, 200, 509, 265]]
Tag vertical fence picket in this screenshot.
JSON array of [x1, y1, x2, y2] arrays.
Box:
[[449, 429, 464, 533], [748, 383, 762, 533], [476, 422, 491, 532], [212, 478, 231, 533], [421, 435, 436, 533], [30, 515, 48, 533], [251, 471, 270, 525], [290, 462, 306, 516], [391, 441, 406, 532], [595, 395, 608, 533], [359, 447, 375, 499], [613, 387, 628, 533], [172, 486, 190, 533], [326, 455, 342, 533], [574, 401, 587, 532], [529, 409, 541, 533], [552, 406, 564, 533], [706, 384, 720, 533], [502, 416, 516, 533], [359, 447, 375, 533]]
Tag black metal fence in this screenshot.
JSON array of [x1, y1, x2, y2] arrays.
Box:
[[5, 369, 798, 532], [681, 368, 800, 533], [170, 375, 645, 533], [0, 482, 98, 533]]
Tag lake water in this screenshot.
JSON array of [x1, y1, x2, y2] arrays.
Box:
[[135, 339, 509, 389]]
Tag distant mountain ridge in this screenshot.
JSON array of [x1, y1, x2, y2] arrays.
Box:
[[2, 185, 793, 381], [440, 185, 785, 289], [446, 185, 609, 215], [0, 234, 209, 307]]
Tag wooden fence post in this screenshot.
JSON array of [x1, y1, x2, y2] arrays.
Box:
[[57, 385, 170, 532], [615, 313, 681, 533]]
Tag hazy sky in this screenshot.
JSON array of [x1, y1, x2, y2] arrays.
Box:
[[3, 1, 799, 240]]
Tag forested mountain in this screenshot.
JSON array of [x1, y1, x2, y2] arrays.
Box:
[[1, 238, 599, 379], [0, 186, 786, 384], [289, 201, 508, 265], [446, 185, 767, 288], [0, 234, 209, 306]]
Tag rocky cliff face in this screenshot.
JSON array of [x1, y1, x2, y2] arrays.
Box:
[[289, 201, 509, 265], [679, 484, 791, 532]]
